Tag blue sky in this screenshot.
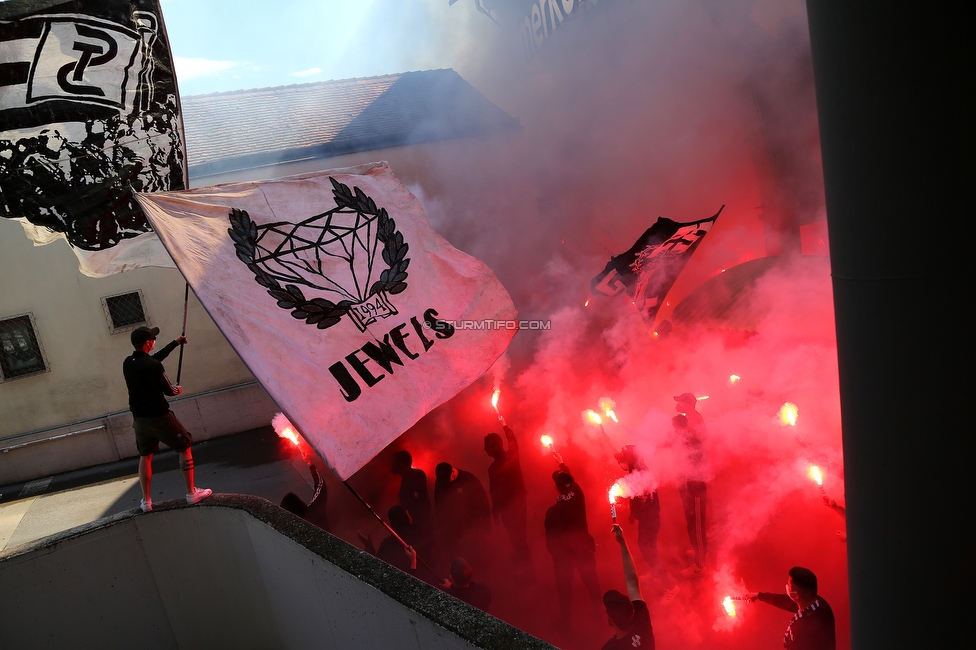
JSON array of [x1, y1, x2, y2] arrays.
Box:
[[160, 0, 487, 96]]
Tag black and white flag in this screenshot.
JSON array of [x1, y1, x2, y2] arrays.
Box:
[[591, 206, 723, 323], [0, 0, 184, 276]]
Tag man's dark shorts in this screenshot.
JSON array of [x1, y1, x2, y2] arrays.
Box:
[[134, 411, 193, 456]]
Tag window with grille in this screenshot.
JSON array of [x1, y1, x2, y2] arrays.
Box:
[[0, 314, 47, 380], [101, 291, 149, 333]]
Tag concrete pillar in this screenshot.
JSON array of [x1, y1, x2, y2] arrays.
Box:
[[806, 3, 967, 648]]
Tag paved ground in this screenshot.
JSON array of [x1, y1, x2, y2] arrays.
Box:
[[0, 427, 314, 553]]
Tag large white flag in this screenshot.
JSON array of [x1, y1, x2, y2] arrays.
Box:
[[135, 162, 517, 478]]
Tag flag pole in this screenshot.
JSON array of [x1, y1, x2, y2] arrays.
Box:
[[341, 480, 440, 579], [176, 282, 189, 385]]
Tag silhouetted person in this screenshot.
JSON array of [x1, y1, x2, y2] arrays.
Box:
[[434, 462, 491, 571], [123, 326, 211, 512], [392, 450, 433, 557], [614, 445, 678, 603], [279, 461, 329, 532], [602, 524, 656, 650], [747, 566, 836, 650], [359, 506, 430, 582], [484, 415, 533, 577], [444, 557, 492, 612], [545, 455, 601, 630], [673, 409, 708, 575]]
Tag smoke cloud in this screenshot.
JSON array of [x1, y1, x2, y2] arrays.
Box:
[[207, 1, 844, 648]]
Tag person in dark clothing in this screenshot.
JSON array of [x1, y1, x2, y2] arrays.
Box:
[[483, 415, 533, 576], [434, 462, 491, 571], [444, 557, 492, 612], [279, 460, 329, 532], [123, 326, 211, 512], [544, 455, 602, 629], [392, 450, 433, 558], [614, 445, 678, 603], [602, 524, 655, 650], [359, 506, 428, 580], [672, 406, 708, 575], [392, 451, 432, 530], [747, 566, 836, 650]]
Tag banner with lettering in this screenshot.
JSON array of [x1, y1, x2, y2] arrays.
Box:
[[135, 162, 517, 478], [0, 0, 184, 276], [591, 206, 723, 323]]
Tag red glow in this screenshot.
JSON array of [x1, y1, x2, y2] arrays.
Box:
[[808, 464, 824, 486], [609, 483, 623, 504], [599, 397, 619, 422], [278, 426, 300, 447], [723, 596, 736, 617], [779, 402, 799, 426]]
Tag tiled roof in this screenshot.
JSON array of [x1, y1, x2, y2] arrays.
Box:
[[180, 69, 521, 177]]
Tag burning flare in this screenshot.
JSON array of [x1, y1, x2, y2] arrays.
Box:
[[609, 483, 624, 504], [729, 374, 741, 384], [723, 596, 736, 617], [598, 397, 619, 423], [583, 409, 603, 425], [779, 402, 799, 426], [272, 412, 301, 447], [808, 464, 824, 486], [491, 388, 501, 412], [540, 435, 554, 449], [609, 483, 623, 522]]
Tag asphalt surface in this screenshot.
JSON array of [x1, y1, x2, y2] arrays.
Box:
[[0, 427, 314, 553]]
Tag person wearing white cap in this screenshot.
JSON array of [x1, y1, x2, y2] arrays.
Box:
[[123, 326, 212, 512]]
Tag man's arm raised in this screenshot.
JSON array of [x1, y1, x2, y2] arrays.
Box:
[[612, 523, 642, 602]]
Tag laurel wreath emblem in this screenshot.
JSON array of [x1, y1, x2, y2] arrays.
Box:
[[227, 177, 410, 330]]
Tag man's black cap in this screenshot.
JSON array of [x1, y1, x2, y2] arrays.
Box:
[[131, 326, 160, 348]]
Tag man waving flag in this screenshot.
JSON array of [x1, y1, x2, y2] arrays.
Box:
[[136, 162, 517, 479]]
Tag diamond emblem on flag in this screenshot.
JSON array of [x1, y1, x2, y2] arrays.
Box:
[[229, 177, 410, 332]]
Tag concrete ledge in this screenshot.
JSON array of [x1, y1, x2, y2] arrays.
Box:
[[0, 494, 554, 650]]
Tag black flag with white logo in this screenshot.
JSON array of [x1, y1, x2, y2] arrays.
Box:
[[591, 206, 723, 322], [0, 0, 185, 258]]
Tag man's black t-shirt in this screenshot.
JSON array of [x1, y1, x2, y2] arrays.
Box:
[[123, 341, 179, 418], [757, 593, 836, 650], [399, 466, 432, 525], [602, 600, 655, 650]]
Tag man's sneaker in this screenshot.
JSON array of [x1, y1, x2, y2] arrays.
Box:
[[679, 564, 705, 578], [186, 487, 213, 505], [140, 499, 152, 513], [661, 585, 680, 605]]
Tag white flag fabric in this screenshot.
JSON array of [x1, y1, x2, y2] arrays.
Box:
[[135, 162, 517, 479]]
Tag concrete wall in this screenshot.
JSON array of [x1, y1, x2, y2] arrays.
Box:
[[0, 382, 277, 486], [0, 218, 256, 437], [0, 495, 552, 650]]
